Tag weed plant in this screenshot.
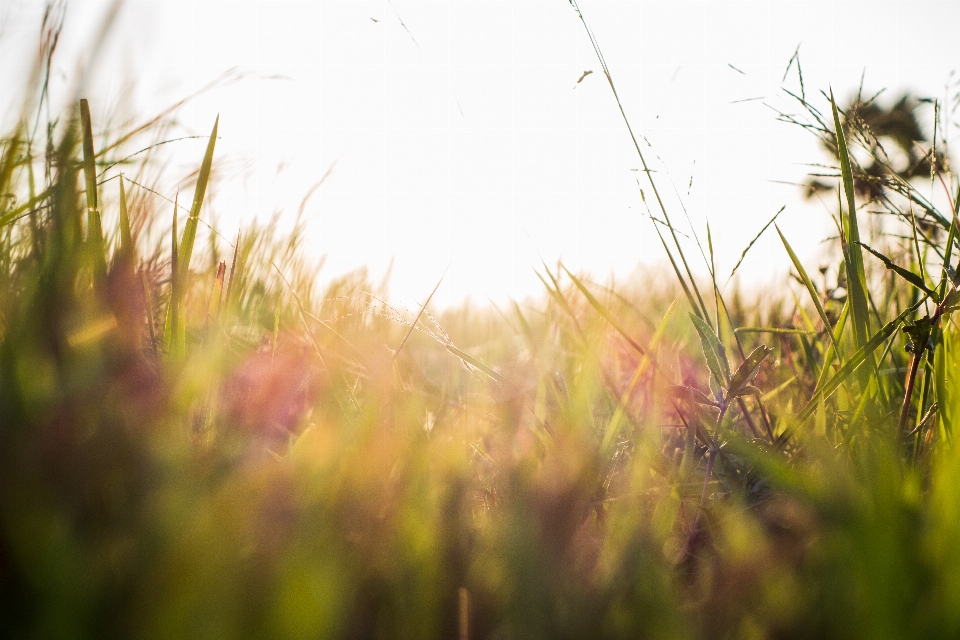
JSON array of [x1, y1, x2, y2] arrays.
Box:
[[3, 5, 960, 639]]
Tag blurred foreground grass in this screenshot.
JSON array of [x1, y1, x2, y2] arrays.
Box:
[[4, 13, 960, 640]]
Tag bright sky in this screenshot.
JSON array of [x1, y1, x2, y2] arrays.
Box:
[[3, 1, 959, 307]]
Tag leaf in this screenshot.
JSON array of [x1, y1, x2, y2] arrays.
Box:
[[812, 300, 849, 393], [903, 316, 933, 354], [563, 266, 646, 356], [730, 385, 762, 400], [729, 206, 784, 280], [734, 327, 814, 335], [208, 261, 226, 325], [690, 312, 730, 389], [162, 196, 181, 356], [858, 241, 937, 299], [118, 174, 133, 261], [776, 225, 840, 354], [444, 344, 505, 383], [80, 99, 106, 281], [667, 385, 719, 407], [726, 345, 772, 401], [177, 116, 219, 285], [797, 300, 922, 422], [223, 230, 241, 316], [831, 90, 871, 349]]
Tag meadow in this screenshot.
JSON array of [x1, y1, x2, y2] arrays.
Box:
[[2, 6, 960, 640]]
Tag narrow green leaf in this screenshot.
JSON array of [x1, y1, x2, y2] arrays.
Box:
[[80, 99, 106, 281], [79, 99, 98, 227], [858, 241, 937, 299], [797, 300, 922, 422], [563, 266, 646, 356], [776, 225, 840, 354], [831, 90, 871, 349], [208, 260, 226, 325], [729, 206, 785, 280], [141, 269, 156, 352], [224, 230, 241, 315], [163, 196, 181, 356], [444, 344, 505, 383], [177, 115, 219, 285], [734, 327, 814, 335], [118, 175, 134, 263], [812, 300, 849, 393]]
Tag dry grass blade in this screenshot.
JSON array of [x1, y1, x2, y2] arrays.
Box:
[[562, 266, 646, 356], [390, 268, 447, 366], [728, 206, 784, 282]]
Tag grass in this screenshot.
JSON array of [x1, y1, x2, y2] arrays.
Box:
[[3, 6, 960, 639]]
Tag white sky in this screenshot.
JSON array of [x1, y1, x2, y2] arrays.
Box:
[[2, 0, 959, 307]]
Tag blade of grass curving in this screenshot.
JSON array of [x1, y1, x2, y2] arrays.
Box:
[[224, 230, 241, 315], [776, 225, 840, 354], [812, 300, 849, 393], [652, 218, 701, 320], [570, 0, 710, 325], [562, 266, 645, 356], [444, 344, 505, 384], [118, 174, 133, 262], [831, 90, 871, 349], [858, 241, 936, 299], [177, 116, 219, 285], [734, 327, 814, 336], [80, 99, 106, 281], [797, 300, 922, 422], [163, 197, 180, 356], [140, 268, 156, 352], [391, 269, 446, 366], [939, 183, 960, 297], [207, 260, 226, 327], [728, 206, 785, 283], [707, 221, 722, 329]]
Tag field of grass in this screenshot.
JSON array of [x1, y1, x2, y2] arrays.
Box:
[[3, 7, 960, 640]]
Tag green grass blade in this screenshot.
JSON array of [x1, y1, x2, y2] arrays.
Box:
[[831, 90, 871, 348], [812, 300, 849, 392], [224, 230, 241, 316], [80, 99, 106, 281], [177, 115, 219, 285], [444, 344, 506, 384], [858, 241, 937, 299], [729, 206, 785, 282], [776, 225, 841, 354], [652, 220, 702, 321], [562, 266, 646, 356], [118, 174, 133, 262], [163, 196, 181, 356], [734, 327, 814, 336], [797, 300, 922, 422]]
